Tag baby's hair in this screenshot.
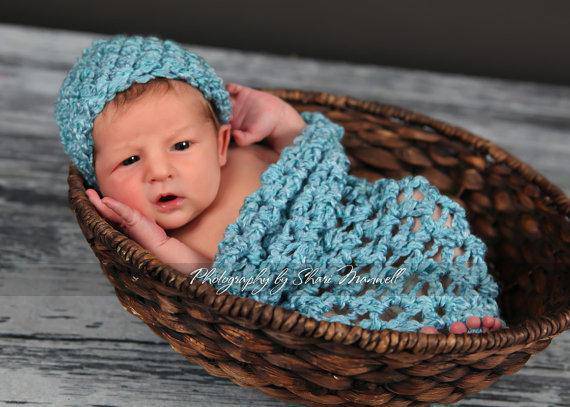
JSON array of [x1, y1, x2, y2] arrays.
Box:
[[106, 77, 220, 129]]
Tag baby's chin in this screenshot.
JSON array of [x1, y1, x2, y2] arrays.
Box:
[[155, 216, 191, 231], [154, 210, 197, 231]]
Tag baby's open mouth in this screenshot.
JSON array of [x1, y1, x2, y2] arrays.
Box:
[[155, 194, 184, 212], [158, 194, 177, 203]]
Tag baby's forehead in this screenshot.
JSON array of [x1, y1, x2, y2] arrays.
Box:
[[93, 81, 214, 151], [97, 81, 210, 126]]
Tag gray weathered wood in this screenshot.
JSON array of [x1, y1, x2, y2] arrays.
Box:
[[0, 23, 568, 406]]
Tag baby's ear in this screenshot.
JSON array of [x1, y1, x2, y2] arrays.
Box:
[[217, 123, 231, 166]]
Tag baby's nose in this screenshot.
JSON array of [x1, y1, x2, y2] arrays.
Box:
[[146, 161, 175, 183], [150, 172, 173, 183]]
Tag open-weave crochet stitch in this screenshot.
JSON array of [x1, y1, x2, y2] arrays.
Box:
[[205, 111, 504, 333]]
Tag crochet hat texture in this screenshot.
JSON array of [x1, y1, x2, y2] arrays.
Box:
[[54, 35, 232, 188]]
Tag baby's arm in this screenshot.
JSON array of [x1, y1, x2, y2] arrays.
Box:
[[86, 190, 211, 275], [226, 83, 306, 155], [266, 105, 307, 154]]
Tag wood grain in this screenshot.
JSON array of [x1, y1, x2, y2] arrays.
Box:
[[0, 23, 568, 406]]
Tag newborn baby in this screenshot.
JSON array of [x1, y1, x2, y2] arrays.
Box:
[[88, 78, 293, 264], [56, 35, 503, 335]]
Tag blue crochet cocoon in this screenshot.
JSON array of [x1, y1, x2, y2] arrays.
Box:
[[199, 111, 504, 333]]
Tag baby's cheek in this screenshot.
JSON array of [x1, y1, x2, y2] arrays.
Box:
[[195, 168, 221, 204], [137, 198, 158, 220], [116, 189, 152, 219]]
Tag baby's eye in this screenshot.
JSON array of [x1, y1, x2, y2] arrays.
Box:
[[121, 156, 139, 166], [174, 140, 191, 151]]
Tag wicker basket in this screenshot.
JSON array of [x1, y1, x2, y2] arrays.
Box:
[[67, 89, 570, 406]]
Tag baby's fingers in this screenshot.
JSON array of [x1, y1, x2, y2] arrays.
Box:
[[232, 129, 257, 146], [102, 197, 168, 250], [86, 189, 122, 225], [102, 197, 141, 228], [226, 82, 243, 95]]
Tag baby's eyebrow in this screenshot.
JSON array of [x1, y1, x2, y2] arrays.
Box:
[[111, 141, 138, 153], [107, 125, 198, 154], [168, 123, 198, 138]]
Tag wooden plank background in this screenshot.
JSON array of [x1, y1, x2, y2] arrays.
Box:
[[0, 23, 568, 406]]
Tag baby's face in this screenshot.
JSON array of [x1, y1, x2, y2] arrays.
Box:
[[93, 81, 231, 230]]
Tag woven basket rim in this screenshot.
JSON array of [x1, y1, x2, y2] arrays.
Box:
[[67, 88, 570, 355]]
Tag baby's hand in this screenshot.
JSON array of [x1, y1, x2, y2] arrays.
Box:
[[226, 83, 305, 152], [86, 189, 169, 252], [86, 189, 212, 274]]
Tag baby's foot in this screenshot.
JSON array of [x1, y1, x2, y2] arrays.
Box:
[[420, 315, 502, 334]]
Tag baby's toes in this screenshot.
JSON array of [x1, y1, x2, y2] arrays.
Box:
[[482, 315, 496, 329], [492, 318, 502, 331], [466, 316, 482, 330], [449, 321, 467, 334], [420, 326, 438, 334]]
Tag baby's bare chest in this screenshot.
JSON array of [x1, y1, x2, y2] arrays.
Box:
[[179, 143, 280, 261]]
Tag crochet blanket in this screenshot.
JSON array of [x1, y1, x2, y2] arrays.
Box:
[[200, 111, 503, 332]]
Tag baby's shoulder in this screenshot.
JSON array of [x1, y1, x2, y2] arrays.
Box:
[[228, 142, 280, 166], [221, 144, 279, 191]]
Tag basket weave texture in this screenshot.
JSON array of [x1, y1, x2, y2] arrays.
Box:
[[68, 89, 570, 406]]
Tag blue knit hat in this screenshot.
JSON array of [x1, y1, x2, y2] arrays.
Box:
[[54, 35, 232, 188]]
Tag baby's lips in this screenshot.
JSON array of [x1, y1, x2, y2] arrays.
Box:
[[155, 192, 178, 204]]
